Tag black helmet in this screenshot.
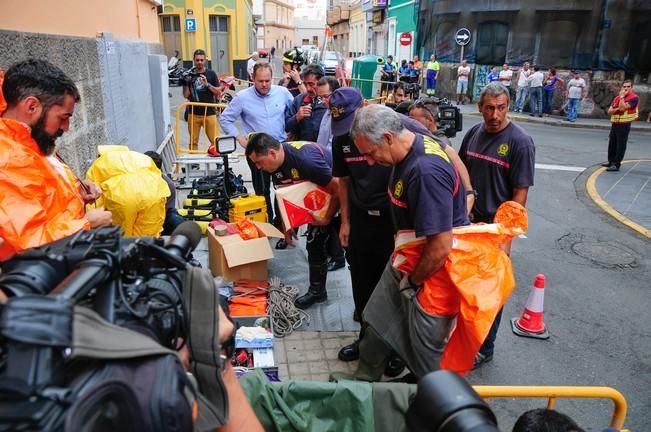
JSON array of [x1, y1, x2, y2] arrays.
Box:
[[283, 48, 305, 65]]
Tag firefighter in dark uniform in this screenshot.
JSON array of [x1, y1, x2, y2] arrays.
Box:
[[279, 48, 307, 98], [330, 88, 453, 376], [246, 134, 339, 309]]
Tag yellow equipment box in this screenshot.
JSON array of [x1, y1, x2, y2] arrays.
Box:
[[229, 195, 267, 223]]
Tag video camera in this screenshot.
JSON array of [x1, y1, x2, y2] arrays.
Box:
[[407, 370, 498, 431], [430, 96, 463, 138], [0, 222, 226, 431]]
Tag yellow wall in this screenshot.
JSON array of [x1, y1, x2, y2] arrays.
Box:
[[0, 0, 160, 42], [161, 0, 253, 73]]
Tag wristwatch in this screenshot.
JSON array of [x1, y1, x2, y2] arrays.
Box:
[[466, 189, 478, 198], [297, 80, 304, 86]]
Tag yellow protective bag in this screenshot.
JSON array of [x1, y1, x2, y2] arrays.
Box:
[[86, 145, 170, 237]]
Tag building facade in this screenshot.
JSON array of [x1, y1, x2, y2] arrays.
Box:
[[416, 0, 651, 117], [294, 0, 326, 49], [386, 0, 416, 63], [361, 0, 387, 57], [253, 0, 296, 54], [349, 0, 367, 57], [327, 1, 351, 55], [160, 0, 255, 76], [0, 0, 168, 174]]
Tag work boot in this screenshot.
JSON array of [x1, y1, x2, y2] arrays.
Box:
[[295, 263, 328, 309], [338, 340, 360, 362], [327, 257, 346, 272]]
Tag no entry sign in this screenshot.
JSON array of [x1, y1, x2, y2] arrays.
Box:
[[399, 32, 412, 46]]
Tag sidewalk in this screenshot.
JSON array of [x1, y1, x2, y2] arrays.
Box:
[[455, 103, 651, 133]]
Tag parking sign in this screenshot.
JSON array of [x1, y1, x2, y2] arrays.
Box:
[[185, 18, 196, 32]]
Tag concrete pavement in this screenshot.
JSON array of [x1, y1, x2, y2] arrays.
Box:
[[170, 85, 650, 430]]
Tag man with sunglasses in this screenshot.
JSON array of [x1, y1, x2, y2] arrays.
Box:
[[602, 80, 639, 172]]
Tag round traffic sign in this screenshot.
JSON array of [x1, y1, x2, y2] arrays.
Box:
[[455, 28, 471, 46], [399, 32, 412, 46]]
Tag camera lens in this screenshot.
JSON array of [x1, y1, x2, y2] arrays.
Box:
[[405, 370, 498, 432]]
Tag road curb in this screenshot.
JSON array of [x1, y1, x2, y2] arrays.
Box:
[[585, 160, 651, 239], [463, 112, 651, 133]]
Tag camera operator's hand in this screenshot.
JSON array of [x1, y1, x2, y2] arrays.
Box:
[[85, 207, 112, 228], [296, 104, 312, 121]]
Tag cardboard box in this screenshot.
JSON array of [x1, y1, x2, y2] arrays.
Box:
[[275, 181, 332, 229], [207, 221, 283, 282]]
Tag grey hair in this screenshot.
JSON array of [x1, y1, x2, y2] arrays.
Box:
[[350, 104, 405, 146], [479, 83, 510, 107]]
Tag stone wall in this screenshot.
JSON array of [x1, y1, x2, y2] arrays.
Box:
[[0, 30, 108, 177], [0, 30, 166, 176]]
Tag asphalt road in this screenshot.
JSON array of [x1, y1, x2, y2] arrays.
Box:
[[169, 82, 650, 429], [452, 115, 650, 431]]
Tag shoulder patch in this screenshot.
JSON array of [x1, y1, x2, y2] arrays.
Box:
[[288, 141, 308, 150], [290, 168, 301, 180], [423, 136, 450, 162]]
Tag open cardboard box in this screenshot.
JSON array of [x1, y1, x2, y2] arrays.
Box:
[[207, 221, 283, 282]]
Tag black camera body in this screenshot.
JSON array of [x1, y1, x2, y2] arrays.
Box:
[[0, 223, 211, 432], [436, 97, 463, 138]]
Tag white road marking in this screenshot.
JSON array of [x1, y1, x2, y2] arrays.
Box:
[[535, 163, 585, 172]]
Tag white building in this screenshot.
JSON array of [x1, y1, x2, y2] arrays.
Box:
[[294, 0, 326, 50]]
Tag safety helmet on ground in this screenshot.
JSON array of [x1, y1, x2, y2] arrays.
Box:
[[283, 48, 305, 65]]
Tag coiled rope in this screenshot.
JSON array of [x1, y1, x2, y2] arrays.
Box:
[[268, 276, 310, 338]]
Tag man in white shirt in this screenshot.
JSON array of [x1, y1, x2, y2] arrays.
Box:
[[247, 52, 259, 82], [565, 70, 586, 122], [527, 65, 544, 117], [514, 62, 531, 112], [499, 63, 514, 105], [456, 60, 471, 105]]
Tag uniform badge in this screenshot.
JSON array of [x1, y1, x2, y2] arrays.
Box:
[[343, 145, 351, 153], [497, 143, 509, 156], [394, 179, 404, 198], [291, 168, 300, 180]]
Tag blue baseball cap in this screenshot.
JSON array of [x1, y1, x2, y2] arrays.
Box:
[[329, 87, 364, 137]]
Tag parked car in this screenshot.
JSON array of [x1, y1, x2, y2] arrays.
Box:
[[320, 51, 344, 76]]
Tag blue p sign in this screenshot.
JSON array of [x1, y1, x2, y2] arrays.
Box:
[[185, 18, 197, 32]]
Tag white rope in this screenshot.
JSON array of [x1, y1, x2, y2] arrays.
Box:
[[268, 276, 310, 338]]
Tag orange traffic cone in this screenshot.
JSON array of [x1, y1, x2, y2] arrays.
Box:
[[510, 274, 550, 339]]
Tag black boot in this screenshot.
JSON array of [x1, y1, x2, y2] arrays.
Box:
[[295, 263, 328, 309]]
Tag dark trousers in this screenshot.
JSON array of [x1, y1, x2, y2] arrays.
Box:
[[347, 206, 395, 316], [607, 122, 631, 167], [327, 216, 345, 262], [247, 157, 273, 222], [479, 308, 503, 357], [163, 208, 185, 235], [305, 224, 330, 266]]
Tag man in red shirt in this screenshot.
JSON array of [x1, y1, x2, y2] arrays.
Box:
[[603, 80, 639, 172]]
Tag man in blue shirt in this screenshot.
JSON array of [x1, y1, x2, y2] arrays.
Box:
[[381, 55, 396, 94], [220, 63, 293, 222]]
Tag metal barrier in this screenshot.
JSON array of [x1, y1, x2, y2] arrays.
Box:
[[175, 101, 227, 155], [473, 385, 628, 430]]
